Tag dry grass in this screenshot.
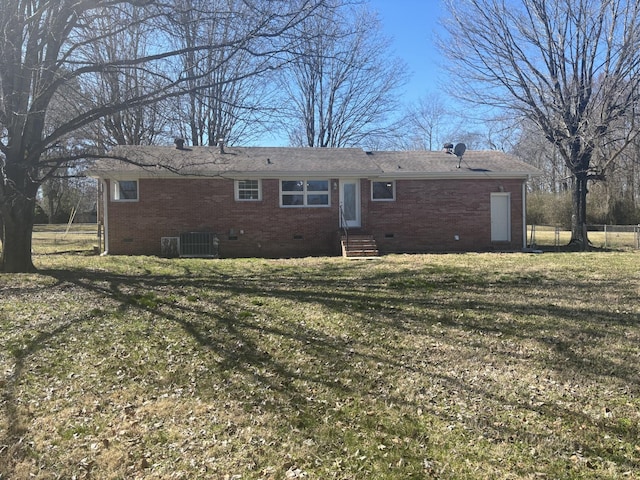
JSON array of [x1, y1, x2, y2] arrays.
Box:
[[1, 244, 639, 478], [30, 224, 99, 255], [528, 226, 639, 250]]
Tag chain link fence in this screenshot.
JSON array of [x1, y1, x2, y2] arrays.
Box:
[[528, 225, 640, 250]]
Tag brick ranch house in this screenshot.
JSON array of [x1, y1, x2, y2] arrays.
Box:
[[87, 144, 540, 258]]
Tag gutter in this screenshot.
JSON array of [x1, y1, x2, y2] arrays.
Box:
[[100, 179, 109, 255], [521, 176, 543, 253]]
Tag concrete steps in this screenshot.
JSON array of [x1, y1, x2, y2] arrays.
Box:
[[341, 234, 379, 258]]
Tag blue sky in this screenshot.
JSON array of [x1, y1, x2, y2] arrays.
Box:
[[368, 0, 447, 105], [259, 1, 450, 146]]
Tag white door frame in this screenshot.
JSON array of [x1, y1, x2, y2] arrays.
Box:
[[339, 179, 361, 228]]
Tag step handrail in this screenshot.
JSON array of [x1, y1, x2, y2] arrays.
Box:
[[339, 202, 349, 253]]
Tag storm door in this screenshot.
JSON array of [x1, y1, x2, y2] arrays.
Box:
[[339, 180, 361, 228]]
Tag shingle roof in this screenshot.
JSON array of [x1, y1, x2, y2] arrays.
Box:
[[368, 150, 540, 178], [87, 145, 540, 179]]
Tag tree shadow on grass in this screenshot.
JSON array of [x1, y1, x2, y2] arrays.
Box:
[[1, 265, 367, 474], [0, 306, 111, 475], [1, 259, 639, 477]]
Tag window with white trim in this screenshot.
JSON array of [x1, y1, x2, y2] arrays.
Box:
[[235, 179, 261, 201], [281, 179, 329, 207], [371, 180, 395, 201], [112, 180, 138, 201]]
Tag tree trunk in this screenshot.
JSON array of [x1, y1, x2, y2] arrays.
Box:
[[0, 197, 36, 273], [569, 171, 589, 250]]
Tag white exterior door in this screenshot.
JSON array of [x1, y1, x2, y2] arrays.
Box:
[[491, 193, 511, 242], [339, 180, 361, 228]]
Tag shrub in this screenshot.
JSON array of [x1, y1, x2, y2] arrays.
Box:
[[527, 191, 572, 228]]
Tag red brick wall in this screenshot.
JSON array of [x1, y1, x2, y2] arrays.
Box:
[[364, 178, 524, 253], [104, 177, 525, 257], [106, 178, 342, 257]]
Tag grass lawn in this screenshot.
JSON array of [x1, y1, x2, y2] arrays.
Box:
[[30, 224, 100, 255], [1, 246, 639, 478]]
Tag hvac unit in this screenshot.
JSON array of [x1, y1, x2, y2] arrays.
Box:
[[161, 237, 180, 258], [179, 232, 219, 258]]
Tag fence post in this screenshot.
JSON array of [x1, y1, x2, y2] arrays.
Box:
[[604, 224, 608, 248]]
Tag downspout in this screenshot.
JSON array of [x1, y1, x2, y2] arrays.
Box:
[[100, 179, 109, 255], [522, 178, 528, 250]]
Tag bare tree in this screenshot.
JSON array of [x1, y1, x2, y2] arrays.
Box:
[[512, 120, 571, 193], [167, 0, 276, 147], [399, 94, 452, 151], [441, 0, 640, 249], [81, 5, 169, 148], [398, 93, 518, 152], [280, 2, 407, 148], [40, 173, 94, 224], [0, 0, 324, 272], [593, 122, 640, 223]]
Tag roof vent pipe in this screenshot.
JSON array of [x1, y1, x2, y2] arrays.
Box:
[[174, 138, 185, 150], [217, 137, 225, 154]]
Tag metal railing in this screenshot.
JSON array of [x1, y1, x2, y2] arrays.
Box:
[[339, 203, 349, 252]]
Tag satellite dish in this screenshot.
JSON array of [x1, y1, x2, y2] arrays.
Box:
[[453, 143, 466, 168]]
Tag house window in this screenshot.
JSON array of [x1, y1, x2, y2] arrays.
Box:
[[112, 180, 138, 201], [372, 181, 395, 201], [281, 179, 329, 207], [235, 179, 261, 201]]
